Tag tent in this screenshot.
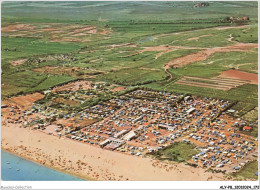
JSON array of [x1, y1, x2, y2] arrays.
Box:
[[234, 166, 240, 170], [244, 126, 252, 131]]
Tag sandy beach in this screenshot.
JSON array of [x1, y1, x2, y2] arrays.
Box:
[[1, 122, 225, 181]]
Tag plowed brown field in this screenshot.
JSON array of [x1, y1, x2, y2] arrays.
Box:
[[5, 93, 44, 109], [219, 69, 258, 85]]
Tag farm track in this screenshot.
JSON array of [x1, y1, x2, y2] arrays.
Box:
[[186, 34, 213, 41], [156, 25, 250, 38], [164, 68, 173, 80], [139, 45, 204, 59]]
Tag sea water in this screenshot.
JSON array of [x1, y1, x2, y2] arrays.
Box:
[[1, 150, 84, 181]]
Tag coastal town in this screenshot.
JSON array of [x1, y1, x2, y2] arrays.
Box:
[[2, 80, 258, 178], [1, 1, 258, 183]]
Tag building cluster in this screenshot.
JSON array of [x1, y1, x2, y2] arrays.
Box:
[[2, 88, 258, 174]]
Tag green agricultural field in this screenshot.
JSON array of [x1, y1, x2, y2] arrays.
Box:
[[29, 75, 77, 92], [2, 71, 47, 97], [139, 25, 257, 48], [167, 50, 258, 78], [1, 37, 83, 61], [2, 2, 257, 23], [1, 1, 258, 122], [1, 37, 84, 76], [98, 67, 168, 86], [232, 26, 258, 43], [1, 70, 76, 98], [145, 83, 258, 105]]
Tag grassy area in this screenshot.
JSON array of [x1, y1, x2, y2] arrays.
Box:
[[2, 2, 257, 23], [98, 68, 168, 86], [29, 75, 76, 92], [1, 35, 83, 97], [146, 49, 201, 70], [149, 142, 199, 162], [139, 25, 257, 48], [242, 107, 258, 122], [146, 83, 258, 104], [108, 19, 231, 35], [167, 50, 258, 78], [1, 70, 76, 98], [232, 161, 258, 180], [1, 37, 84, 75], [232, 26, 258, 43], [2, 71, 47, 97], [1, 1, 258, 121], [231, 102, 257, 118], [1, 37, 83, 61]]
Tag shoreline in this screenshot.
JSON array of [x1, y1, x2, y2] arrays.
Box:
[[1, 148, 91, 181], [1, 124, 225, 181]]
